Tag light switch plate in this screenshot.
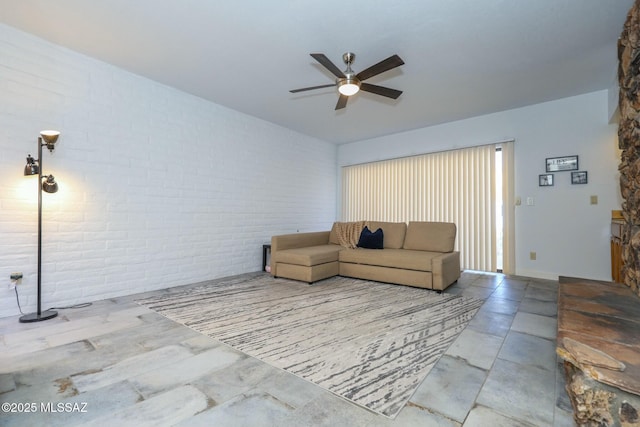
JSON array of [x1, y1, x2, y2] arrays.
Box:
[[590, 195, 598, 205]]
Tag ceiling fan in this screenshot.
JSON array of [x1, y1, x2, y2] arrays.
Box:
[[290, 52, 405, 110]]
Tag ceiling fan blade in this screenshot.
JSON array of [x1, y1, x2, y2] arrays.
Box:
[[311, 53, 346, 78], [360, 83, 403, 99], [290, 83, 336, 93], [335, 94, 348, 110], [356, 54, 404, 81]]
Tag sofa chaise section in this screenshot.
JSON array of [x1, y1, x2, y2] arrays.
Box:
[[270, 231, 342, 283]]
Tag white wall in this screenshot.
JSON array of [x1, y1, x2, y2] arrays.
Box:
[[338, 91, 621, 281], [0, 24, 337, 318]]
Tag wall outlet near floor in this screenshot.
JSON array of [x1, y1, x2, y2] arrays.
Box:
[[9, 272, 23, 289], [530, 252, 537, 261]]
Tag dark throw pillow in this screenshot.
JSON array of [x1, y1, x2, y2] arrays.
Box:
[[357, 226, 384, 249]]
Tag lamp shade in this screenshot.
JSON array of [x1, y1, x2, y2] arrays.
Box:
[[24, 155, 39, 176], [42, 174, 58, 193], [40, 130, 60, 152]]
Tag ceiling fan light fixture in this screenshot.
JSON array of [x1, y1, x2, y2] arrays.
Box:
[[338, 77, 360, 96], [290, 52, 404, 109]]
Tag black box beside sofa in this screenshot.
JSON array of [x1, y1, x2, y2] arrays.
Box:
[[270, 221, 461, 291]]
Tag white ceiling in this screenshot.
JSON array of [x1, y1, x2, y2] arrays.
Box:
[[0, 0, 634, 144]]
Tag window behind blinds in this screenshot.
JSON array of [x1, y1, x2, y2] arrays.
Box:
[[341, 142, 511, 272]]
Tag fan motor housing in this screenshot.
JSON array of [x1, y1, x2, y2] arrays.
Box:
[[342, 52, 356, 65]]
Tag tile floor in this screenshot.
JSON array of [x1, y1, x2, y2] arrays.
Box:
[[0, 271, 575, 426]]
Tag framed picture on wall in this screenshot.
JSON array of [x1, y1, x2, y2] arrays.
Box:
[[546, 155, 578, 172], [539, 174, 554, 186], [571, 171, 588, 184]]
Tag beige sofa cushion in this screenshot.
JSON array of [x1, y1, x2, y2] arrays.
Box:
[[274, 244, 343, 267], [329, 223, 338, 244], [403, 221, 456, 252], [368, 221, 407, 249], [339, 248, 441, 272]]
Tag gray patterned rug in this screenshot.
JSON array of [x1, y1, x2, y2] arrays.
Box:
[[137, 275, 482, 418]]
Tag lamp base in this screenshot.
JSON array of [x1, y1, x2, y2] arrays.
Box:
[[19, 309, 58, 323]]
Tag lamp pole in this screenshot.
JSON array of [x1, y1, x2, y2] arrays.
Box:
[[20, 131, 60, 323]]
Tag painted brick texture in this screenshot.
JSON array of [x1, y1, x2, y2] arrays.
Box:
[[0, 24, 337, 318]]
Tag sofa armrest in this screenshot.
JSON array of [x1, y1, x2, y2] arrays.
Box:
[[431, 251, 461, 291], [270, 231, 330, 275]]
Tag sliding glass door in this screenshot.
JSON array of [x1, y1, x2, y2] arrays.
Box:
[[341, 141, 515, 273]]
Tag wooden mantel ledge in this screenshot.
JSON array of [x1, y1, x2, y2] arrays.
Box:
[[557, 276, 640, 396]]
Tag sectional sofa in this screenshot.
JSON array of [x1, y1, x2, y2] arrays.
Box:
[[270, 221, 461, 291]]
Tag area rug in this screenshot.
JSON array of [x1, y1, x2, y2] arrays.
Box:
[[136, 275, 483, 418]]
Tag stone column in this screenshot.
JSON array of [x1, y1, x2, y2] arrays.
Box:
[[619, 0, 640, 298]]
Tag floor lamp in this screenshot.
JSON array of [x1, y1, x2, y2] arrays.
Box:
[[19, 130, 61, 323]]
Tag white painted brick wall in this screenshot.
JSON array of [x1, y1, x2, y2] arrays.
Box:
[[0, 24, 337, 318]]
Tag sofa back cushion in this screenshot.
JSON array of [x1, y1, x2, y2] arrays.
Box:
[[329, 222, 342, 245], [368, 221, 407, 249], [402, 221, 456, 252]]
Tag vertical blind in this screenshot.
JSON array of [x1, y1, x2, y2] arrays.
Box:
[[341, 144, 498, 271], [500, 141, 515, 275]]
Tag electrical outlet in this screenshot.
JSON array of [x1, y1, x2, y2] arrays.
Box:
[[530, 252, 537, 261], [590, 195, 598, 205], [10, 272, 23, 281]]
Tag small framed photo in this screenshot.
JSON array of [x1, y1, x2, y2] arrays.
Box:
[[546, 155, 579, 172], [571, 171, 588, 184], [539, 174, 554, 186]]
